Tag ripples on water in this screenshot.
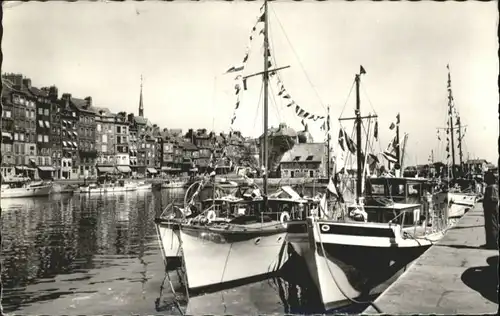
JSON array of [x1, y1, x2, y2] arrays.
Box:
[[1, 187, 365, 314]]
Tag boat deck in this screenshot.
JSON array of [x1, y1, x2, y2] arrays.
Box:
[[363, 203, 498, 314]]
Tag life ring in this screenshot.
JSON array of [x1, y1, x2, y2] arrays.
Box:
[[280, 211, 291, 228], [207, 210, 217, 223]]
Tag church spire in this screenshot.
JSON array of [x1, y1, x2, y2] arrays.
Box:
[[138, 75, 144, 117]]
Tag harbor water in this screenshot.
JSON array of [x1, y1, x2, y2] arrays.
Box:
[[0, 188, 365, 314]]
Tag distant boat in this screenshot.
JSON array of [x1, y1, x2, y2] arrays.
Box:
[[161, 179, 187, 189], [75, 179, 137, 194], [1, 179, 53, 199], [135, 181, 152, 191]]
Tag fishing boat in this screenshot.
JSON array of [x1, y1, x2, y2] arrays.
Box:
[[432, 65, 478, 218], [286, 67, 449, 311], [159, 0, 329, 294], [1, 178, 53, 199]]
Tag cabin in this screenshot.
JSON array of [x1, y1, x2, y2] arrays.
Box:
[[362, 177, 433, 226]]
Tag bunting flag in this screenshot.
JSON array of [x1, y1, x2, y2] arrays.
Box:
[[344, 129, 357, 154], [382, 136, 398, 163], [389, 113, 400, 130], [374, 120, 379, 140], [338, 128, 346, 151], [226, 9, 266, 131]]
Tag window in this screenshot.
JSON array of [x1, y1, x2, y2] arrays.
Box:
[[290, 171, 295, 178], [309, 170, 314, 177], [294, 156, 300, 161], [97, 124, 101, 132], [38, 134, 43, 142], [44, 109, 49, 116], [102, 134, 107, 143], [116, 126, 121, 134], [38, 108, 43, 115], [101, 144, 107, 152], [306, 155, 314, 161], [20, 134, 25, 141], [26, 109, 30, 117], [14, 133, 19, 141], [44, 135, 49, 143]]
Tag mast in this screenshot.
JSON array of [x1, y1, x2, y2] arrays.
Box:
[[263, 0, 269, 206], [457, 115, 464, 172], [355, 69, 363, 202], [395, 113, 401, 166], [327, 105, 331, 179], [447, 65, 456, 178]]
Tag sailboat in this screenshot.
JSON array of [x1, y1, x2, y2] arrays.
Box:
[[433, 65, 478, 218], [286, 67, 449, 311], [169, 0, 323, 293]]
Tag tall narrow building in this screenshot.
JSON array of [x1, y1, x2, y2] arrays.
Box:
[[138, 75, 144, 117]]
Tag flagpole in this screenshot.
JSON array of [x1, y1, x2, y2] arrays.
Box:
[[355, 68, 363, 203], [447, 65, 456, 179], [263, 0, 269, 210], [327, 105, 331, 180]]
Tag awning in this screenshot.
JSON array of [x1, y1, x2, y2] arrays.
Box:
[[38, 120, 44, 128], [73, 131, 78, 137], [161, 166, 171, 171], [44, 121, 50, 128], [72, 142, 78, 147], [117, 166, 132, 173], [63, 141, 68, 147], [147, 168, 158, 174], [62, 120, 68, 125], [2, 132, 12, 140], [38, 166, 55, 172], [96, 166, 117, 173], [190, 167, 199, 172], [15, 166, 35, 171], [29, 158, 36, 165]]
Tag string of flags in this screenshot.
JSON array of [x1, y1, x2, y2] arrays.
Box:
[[389, 113, 400, 130], [225, 4, 266, 130], [382, 135, 398, 163]]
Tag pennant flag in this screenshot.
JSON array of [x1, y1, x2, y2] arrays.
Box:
[[298, 109, 305, 117], [389, 122, 396, 130], [283, 94, 291, 99], [374, 121, 379, 140], [303, 112, 310, 119], [301, 119, 306, 128], [345, 131, 357, 154], [327, 177, 338, 197], [295, 105, 300, 113], [360, 65, 367, 75], [286, 102, 294, 107], [243, 78, 248, 90], [338, 129, 346, 151], [258, 12, 266, 22], [368, 153, 379, 166], [382, 151, 398, 163], [226, 65, 244, 73]]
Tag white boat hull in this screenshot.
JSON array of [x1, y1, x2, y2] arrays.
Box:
[[434, 191, 476, 218], [136, 183, 152, 191], [77, 185, 137, 194], [157, 222, 182, 259], [161, 182, 186, 189], [289, 219, 444, 311], [180, 223, 289, 291], [1, 184, 52, 199]]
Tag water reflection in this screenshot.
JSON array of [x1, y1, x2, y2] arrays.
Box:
[[1, 186, 346, 314]]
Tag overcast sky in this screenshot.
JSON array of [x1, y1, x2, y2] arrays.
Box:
[[3, 1, 498, 165]]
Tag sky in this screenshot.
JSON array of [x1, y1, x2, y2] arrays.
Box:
[[2, 0, 498, 166]]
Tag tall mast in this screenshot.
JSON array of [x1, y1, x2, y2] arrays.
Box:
[[447, 64, 456, 178], [395, 113, 401, 166], [327, 105, 331, 179], [263, 0, 269, 202], [457, 115, 464, 170], [355, 70, 363, 202]]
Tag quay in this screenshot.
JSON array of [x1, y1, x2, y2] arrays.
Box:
[[363, 203, 499, 315]]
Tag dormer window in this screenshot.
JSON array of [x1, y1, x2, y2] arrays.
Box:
[[306, 155, 314, 161]]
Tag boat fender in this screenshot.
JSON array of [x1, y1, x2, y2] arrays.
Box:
[[207, 210, 217, 222], [280, 211, 291, 228]]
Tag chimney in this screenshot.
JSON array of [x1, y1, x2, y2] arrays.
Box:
[[62, 93, 72, 108], [22, 78, 32, 89], [84, 96, 92, 108], [49, 86, 58, 100]]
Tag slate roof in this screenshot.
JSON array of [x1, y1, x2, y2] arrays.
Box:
[[280, 143, 325, 163]]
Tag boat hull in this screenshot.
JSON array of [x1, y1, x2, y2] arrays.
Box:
[[77, 185, 137, 194], [136, 184, 152, 191], [180, 223, 289, 292], [434, 191, 476, 218], [290, 219, 442, 311], [1, 184, 52, 199], [156, 221, 182, 259]]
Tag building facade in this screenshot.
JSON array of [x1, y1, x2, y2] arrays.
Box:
[[279, 143, 328, 178], [114, 112, 131, 175], [74, 96, 97, 178], [33, 86, 53, 179], [60, 93, 80, 179], [95, 107, 116, 174]]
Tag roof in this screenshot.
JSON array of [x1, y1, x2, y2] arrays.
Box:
[[182, 141, 198, 151], [134, 116, 150, 126], [280, 143, 325, 163], [94, 107, 115, 117], [259, 124, 298, 139], [29, 87, 49, 97]]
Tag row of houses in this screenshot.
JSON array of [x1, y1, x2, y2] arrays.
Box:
[[1, 73, 258, 180], [1, 73, 337, 181]]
